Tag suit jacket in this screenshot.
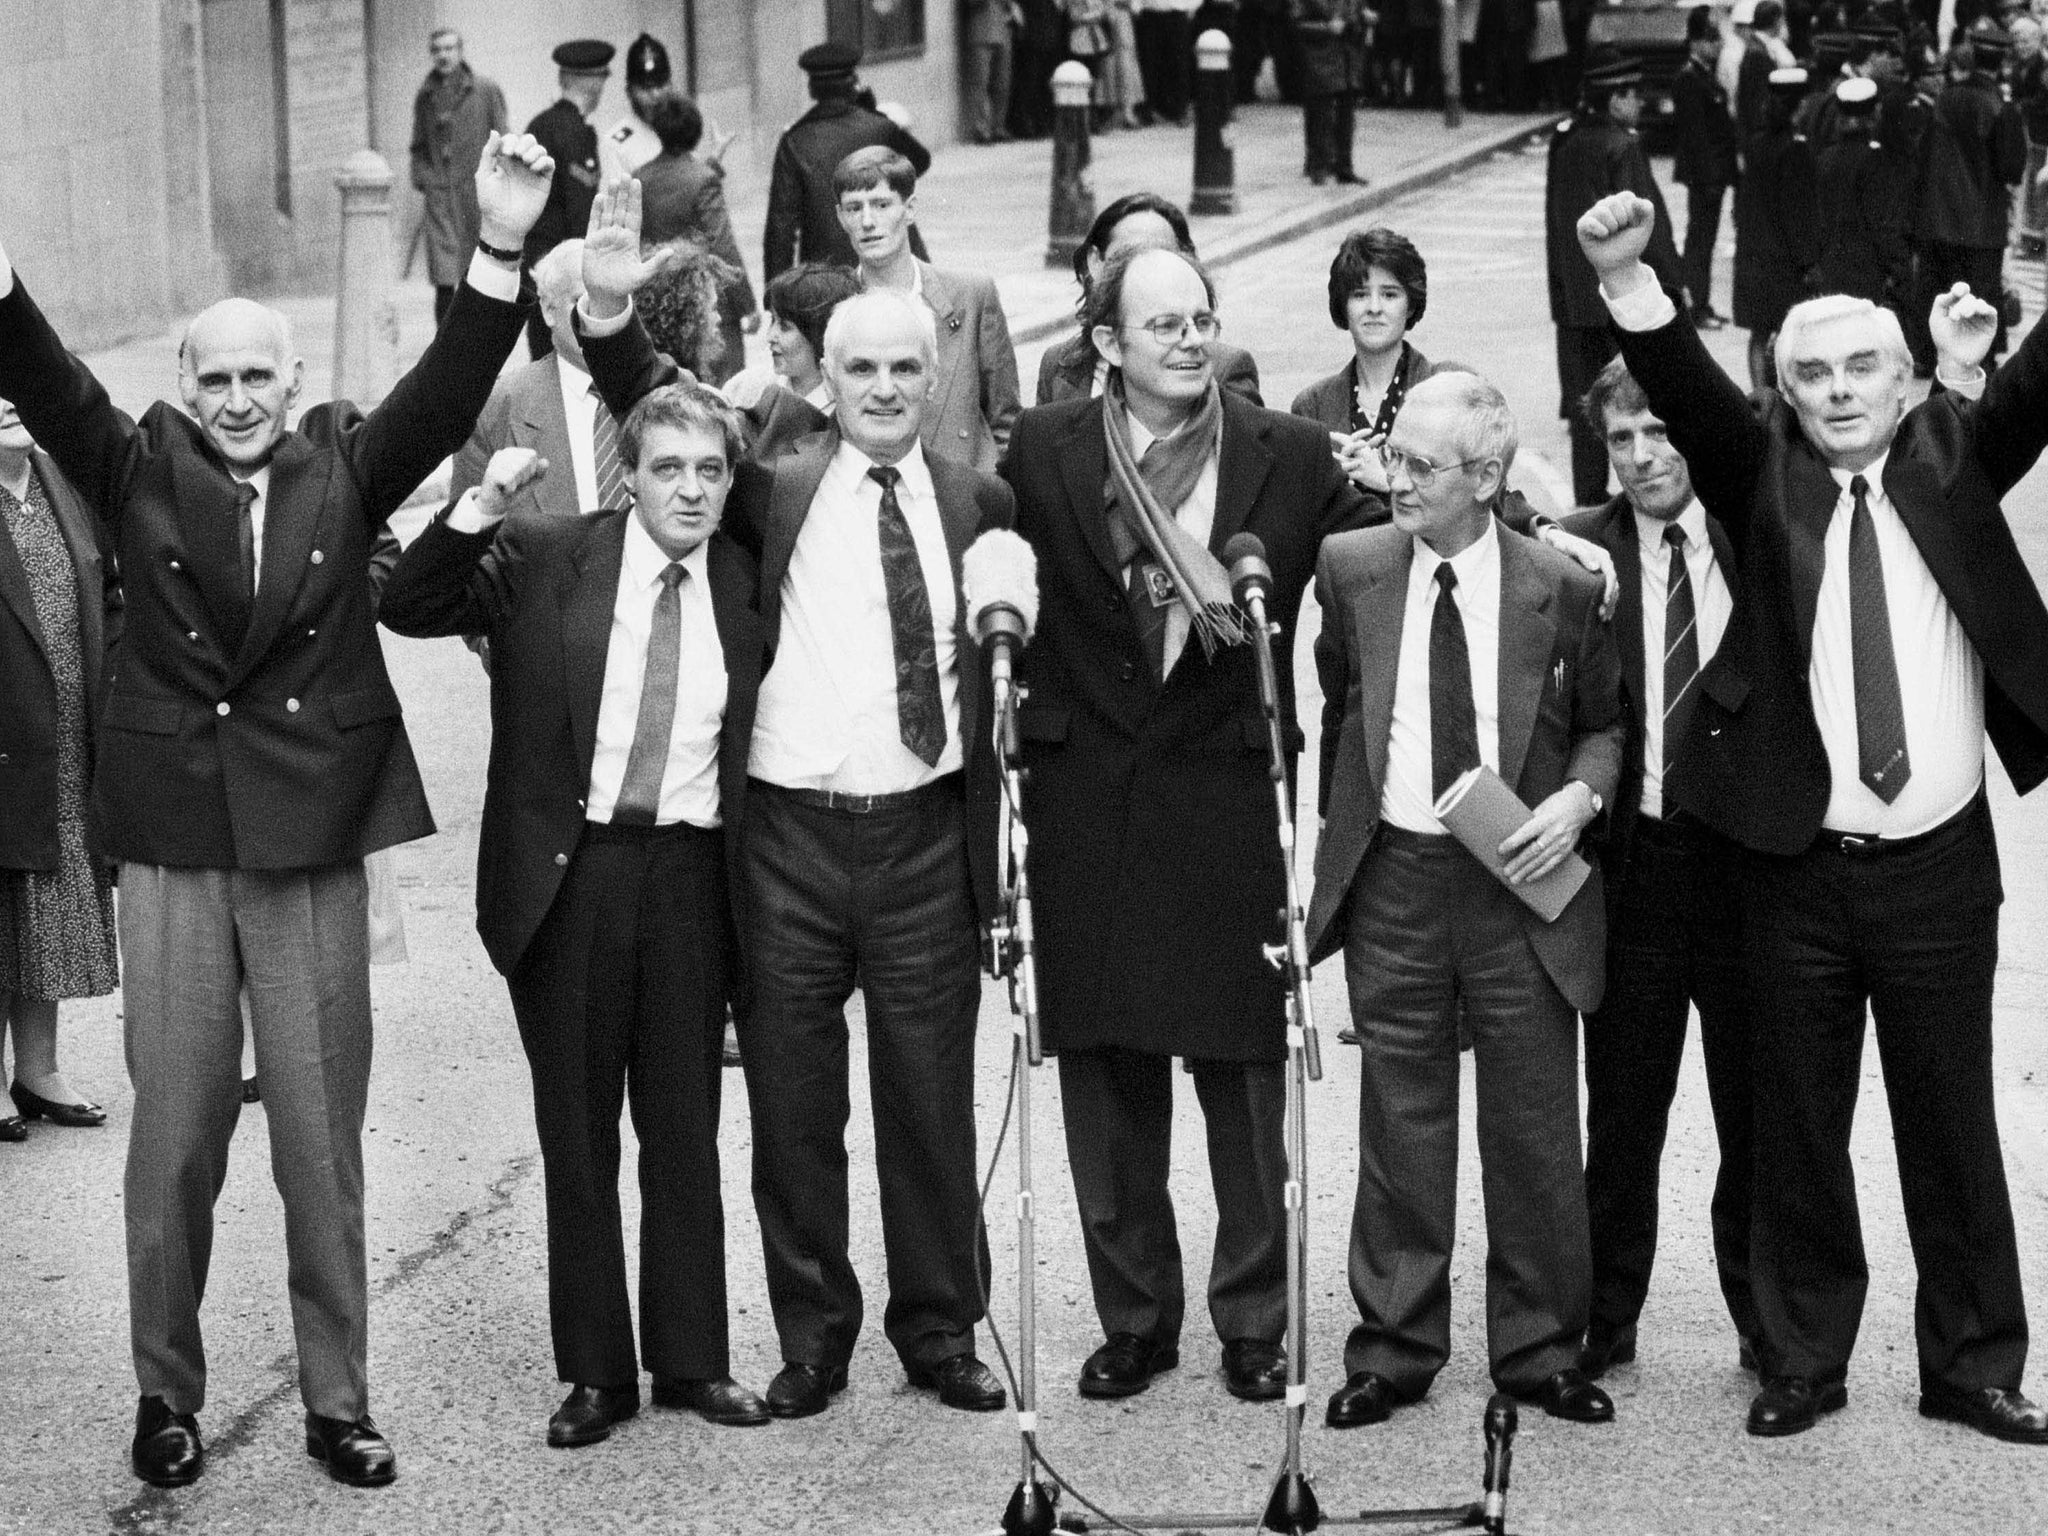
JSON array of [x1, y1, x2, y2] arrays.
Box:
[[763, 99, 933, 280], [1033, 331, 1263, 408], [916, 262, 1022, 474], [0, 450, 114, 871], [741, 381, 832, 464], [1612, 295, 2048, 853], [449, 353, 586, 517], [1001, 390, 1367, 1060], [379, 511, 765, 977], [0, 276, 529, 869], [1306, 521, 1623, 1012]]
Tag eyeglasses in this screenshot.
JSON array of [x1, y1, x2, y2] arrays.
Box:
[[1123, 312, 1222, 345], [1374, 443, 1488, 486]]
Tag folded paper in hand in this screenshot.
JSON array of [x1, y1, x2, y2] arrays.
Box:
[[1431, 766, 1591, 924]]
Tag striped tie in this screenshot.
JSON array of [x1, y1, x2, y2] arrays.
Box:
[[591, 387, 631, 511], [1662, 523, 1700, 775]]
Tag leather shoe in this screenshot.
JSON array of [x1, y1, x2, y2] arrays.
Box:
[[1746, 1375, 1847, 1437], [305, 1413, 396, 1485], [10, 1080, 106, 1127], [1577, 1322, 1638, 1379], [132, 1396, 203, 1487], [546, 1384, 639, 1448], [1918, 1384, 2048, 1444], [1079, 1333, 1179, 1399], [652, 1375, 769, 1425], [907, 1352, 1007, 1412], [1526, 1367, 1614, 1423], [0, 1115, 24, 1143], [1222, 1338, 1287, 1402], [766, 1361, 847, 1419], [1325, 1370, 1400, 1428]]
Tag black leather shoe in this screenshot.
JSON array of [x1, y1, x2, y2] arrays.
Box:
[[1222, 1338, 1287, 1402], [1325, 1370, 1400, 1428], [907, 1353, 1007, 1412], [0, 1115, 24, 1142], [10, 1080, 106, 1127], [651, 1375, 770, 1426], [1918, 1384, 2048, 1444], [305, 1413, 396, 1486], [132, 1396, 203, 1487], [1526, 1367, 1615, 1423], [1577, 1322, 1638, 1379], [766, 1361, 848, 1419], [1079, 1333, 1179, 1399], [546, 1384, 639, 1448], [1746, 1375, 1847, 1437]]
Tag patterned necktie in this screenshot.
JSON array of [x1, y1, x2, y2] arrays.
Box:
[[1662, 523, 1700, 777], [869, 464, 946, 767], [611, 562, 687, 826], [591, 387, 630, 511], [233, 480, 258, 599], [1430, 564, 1480, 803], [1847, 474, 1911, 803]]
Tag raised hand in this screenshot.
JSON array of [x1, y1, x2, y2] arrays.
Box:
[[1575, 192, 1658, 283], [1929, 281, 1998, 377], [475, 131, 555, 249], [478, 446, 548, 524], [582, 178, 682, 319]]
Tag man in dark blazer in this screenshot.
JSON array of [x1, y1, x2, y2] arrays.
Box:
[[1000, 246, 1366, 1404], [1670, 6, 1741, 327], [573, 195, 1014, 1420], [1307, 371, 1624, 1431], [1579, 190, 2048, 1443], [0, 133, 553, 1489], [380, 386, 770, 1449], [1560, 356, 1756, 1382]]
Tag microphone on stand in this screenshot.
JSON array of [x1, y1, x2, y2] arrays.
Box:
[[1481, 1393, 1517, 1536], [962, 529, 1040, 765], [1225, 533, 1279, 721]]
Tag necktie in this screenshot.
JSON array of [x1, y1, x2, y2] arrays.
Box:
[[1662, 523, 1700, 777], [233, 480, 258, 599], [1847, 474, 1911, 803], [591, 388, 630, 512], [870, 464, 946, 767], [1429, 563, 1480, 804], [611, 562, 687, 826]]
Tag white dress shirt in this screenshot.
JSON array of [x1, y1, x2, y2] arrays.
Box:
[[1811, 456, 1984, 837], [553, 354, 605, 514], [1121, 404, 1219, 677], [584, 517, 727, 827], [749, 438, 964, 793], [1382, 528, 1503, 834], [1635, 501, 1733, 818]]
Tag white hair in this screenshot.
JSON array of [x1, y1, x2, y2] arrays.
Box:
[[1408, 369, 1520, 476], [1774, 294, 1912, 385], [821, 287, 938, 372], [532, 240, 586, 319]]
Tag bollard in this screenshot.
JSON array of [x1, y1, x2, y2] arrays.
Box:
[[333, 150, 401, 408], [1191, 29, 1236, 216], [1440, 0, 1464, 129], [1046, 61, 1096, 269]]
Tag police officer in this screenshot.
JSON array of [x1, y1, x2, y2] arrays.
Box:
[[603, 33, 672, 180], [523, 39, 613, 358], [1814, 77, 1913, 308], [1545, 47, 1683, 507], [763, 42, 932, 282], [1915, 26, 2027, 362], [1732, 67, 1818, 387]]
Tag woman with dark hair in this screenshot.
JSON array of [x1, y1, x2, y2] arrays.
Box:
[[1034, 192, 1264, 403], [724, 261, 864, 462], [0, 396, 117, 1140], [635, 91, 757, 384], [1288, 226, 1448, 520]]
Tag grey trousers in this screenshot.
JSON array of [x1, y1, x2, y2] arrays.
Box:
[[120, 861, 373, 1419]]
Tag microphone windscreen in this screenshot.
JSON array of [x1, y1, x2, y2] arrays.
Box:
[[962, 529, 1040, 641], [1223, 532, 1267, 568]]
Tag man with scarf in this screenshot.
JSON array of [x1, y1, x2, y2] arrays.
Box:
[[999, 246, 1367, 1402]]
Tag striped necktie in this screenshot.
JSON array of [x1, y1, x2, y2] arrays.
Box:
[[591, 387, 631, 511], [1662, 523, 1700, 777]]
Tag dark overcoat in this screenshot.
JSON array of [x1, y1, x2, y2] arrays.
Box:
[[762, 98, 932, 281], [1732, 125, 1817, 334], [523, 99, 601, 264], [1547, 112, 1683, 329], [1813, 134, 1913, 306]]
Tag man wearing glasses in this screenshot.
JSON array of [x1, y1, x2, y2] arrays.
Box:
[[1305, 371, 1625, 1430], [1000, 246, 1366, 1403]]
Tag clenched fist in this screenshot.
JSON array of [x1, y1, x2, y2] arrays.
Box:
[[1576, 193, 1659, 281], [477, 446, 549, 524]]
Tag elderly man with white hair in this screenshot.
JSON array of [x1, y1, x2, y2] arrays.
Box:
[[1578, 189, 2048, 1446]]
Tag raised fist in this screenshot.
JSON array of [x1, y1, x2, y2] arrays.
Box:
[[1575, 193, 1658, 279]]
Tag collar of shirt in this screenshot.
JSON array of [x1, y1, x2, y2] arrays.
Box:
[[622, 511, 711, 593], [233, 465, 273, 506], [1828, 452, 1892, 506], [1406, 520, 1500, 602], [1634, 498, 1708, 559], [828, 435, 937, 505], [803, 380, 833, 411], [557, 353, 596, 398], [1123, 401, 1211, 459]]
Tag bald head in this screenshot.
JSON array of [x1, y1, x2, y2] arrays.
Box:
[[178, 298, 304, 469]]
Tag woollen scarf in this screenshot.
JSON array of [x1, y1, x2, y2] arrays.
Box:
[[1101, 377, 1251, 659]]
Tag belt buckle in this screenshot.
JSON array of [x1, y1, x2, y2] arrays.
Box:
[[1836, 831, 1876, 854]]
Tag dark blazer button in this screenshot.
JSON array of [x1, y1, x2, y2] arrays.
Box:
[[1119, 660, 1137, 681], [554, 853, 569, 866], [1107, 594, 1124, 612]]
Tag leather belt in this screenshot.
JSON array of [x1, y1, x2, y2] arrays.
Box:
[[752, 772, 962, 816], [1810, 789, 1982, 859]]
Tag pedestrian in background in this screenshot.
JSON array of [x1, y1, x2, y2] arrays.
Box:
[[1106, 0, 1150, 128], [2009, 16, 2047, 258], [601, 33, 674, 180], [1914, 30, 2026, 364], [1670, 5, 1740, 328], [1733, 67, 1819, 388], [409, 27, 508, 325], [637, 92, 757, 386], [1135, 0, 1199, 124], [965, 0, 1019, 143], [1295, 0, 1369, 185]]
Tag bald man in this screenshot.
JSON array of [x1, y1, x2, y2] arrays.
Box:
[[0, 133, 554, 1489]]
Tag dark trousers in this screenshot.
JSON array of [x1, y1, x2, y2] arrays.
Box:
[[1557, 324, 1621, 507], [505, 822, 731, 1387], [1583, 815, 1756, 1344], [1744, 793, 2028, 1392], [1340, 829, 1589, 1399], [1680, 178, 1730, 318], [433, 285, 456, 326], [1302, 94, 1356, 178], [1058, 1048, 1289, 1349], [1135, 11, 1194, 122], [740, 778, 988, 1372]]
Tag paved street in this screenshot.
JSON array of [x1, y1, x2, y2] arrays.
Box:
[[6, 124, 2048, 1535]]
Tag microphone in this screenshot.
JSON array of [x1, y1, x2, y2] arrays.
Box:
[[1225, 531, 1273, 613], [1481, 1393, 1517, 1536], [962, 529, 1040, 762]]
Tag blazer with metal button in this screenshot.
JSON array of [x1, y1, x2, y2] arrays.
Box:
[[915, 261, 1022, 475], [0, 275, 531, 869]]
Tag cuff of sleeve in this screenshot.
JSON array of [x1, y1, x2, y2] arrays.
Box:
[[465, 250, 521, 303], [446, 487, 493, 533], [1602, 273, 1677, 332], [0, 243, 13, 299], [1935, 363, 1987, 401], [576, 296, 634, 337]]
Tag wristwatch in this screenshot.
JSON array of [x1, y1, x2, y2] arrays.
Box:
[[1574, 780, 1604, 817]]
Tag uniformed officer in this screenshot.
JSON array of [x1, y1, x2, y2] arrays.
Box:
[[763, 42, 932, 282], [1545, 46, 1683, 507], [1732, 67, 1818, 387], [602, 33, 672, 181], [522, 38, 614, 358], [1915, 26, 2026, 362], [1814, 77, 1913, 308]]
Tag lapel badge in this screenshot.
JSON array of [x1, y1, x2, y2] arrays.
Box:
[[948, 315, 963, 332], [1142, 564, 1178, 608]]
